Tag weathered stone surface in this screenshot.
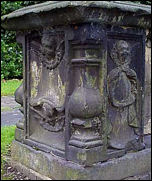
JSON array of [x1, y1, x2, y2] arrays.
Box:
[[67, 145, 107, 166], [124, 172, 151, 180], [2, 1, 151, 20], [1, 1, 151, 30], [144, 135, 151, 148], [14, 83, 23, 106], [15, 127, 24, 142], [2, 1, 151, 180], [144, 29, 151, 135], [10, 160, 52, 180], [11, 140, 151, 180]]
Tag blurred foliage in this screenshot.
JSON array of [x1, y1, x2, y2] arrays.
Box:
[[1, 1, 151, 79], [1, 1, 46, 80], [134, 1, 151, 5]]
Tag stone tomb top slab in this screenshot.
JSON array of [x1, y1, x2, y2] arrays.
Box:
[[1, 1, 151, 30]]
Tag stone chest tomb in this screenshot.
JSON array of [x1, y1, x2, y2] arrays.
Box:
[[2, 1, 151, 180]]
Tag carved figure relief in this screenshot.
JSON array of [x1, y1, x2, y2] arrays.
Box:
[[107, 40, 140, 150], [40, 30, 65, 70]]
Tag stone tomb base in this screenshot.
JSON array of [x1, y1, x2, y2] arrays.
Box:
[[11, 140, 151, 180]]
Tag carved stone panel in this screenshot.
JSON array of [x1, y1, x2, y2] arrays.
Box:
[[25, 29, 66, 156], [107, 32, 145, 151], [66, 24, 108, 166]]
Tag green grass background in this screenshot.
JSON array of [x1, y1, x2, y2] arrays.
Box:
[[1, 126, 16, 155], [1, 79, 22, 96], [1, 126, 16, 180], [1, 79, 21, 179]]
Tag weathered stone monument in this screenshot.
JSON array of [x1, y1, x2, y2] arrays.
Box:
[[2, 1, 151, 180]]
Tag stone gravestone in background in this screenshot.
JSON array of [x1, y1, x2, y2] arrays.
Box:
[[1, 1, 151, 180]]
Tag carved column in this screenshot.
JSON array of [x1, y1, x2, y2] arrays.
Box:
[[67, 40, 107, 166]]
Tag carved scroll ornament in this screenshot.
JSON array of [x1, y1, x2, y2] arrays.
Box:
[[30, 97, 65, 132]]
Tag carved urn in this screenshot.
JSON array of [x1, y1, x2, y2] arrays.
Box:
[[2, 1, 151, 180]]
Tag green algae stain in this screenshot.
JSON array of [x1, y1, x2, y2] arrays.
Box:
[[77, 152, 87, 162], [66, 169, 80, 180], [85, 71, 97, 88]]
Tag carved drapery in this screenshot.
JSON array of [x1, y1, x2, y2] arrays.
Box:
[[107, 40, 141, 150]]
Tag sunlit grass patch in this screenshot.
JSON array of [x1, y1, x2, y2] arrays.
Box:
[[1, 79, 22, 96], [1, 125, 16, 180]]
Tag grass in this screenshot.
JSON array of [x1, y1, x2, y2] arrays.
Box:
[[1, 125, 16, 155], [1, 125, 16, 180], [1, 106, 12, 112], [1, 79, 22, 179], [1, 79, 22, 96]]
